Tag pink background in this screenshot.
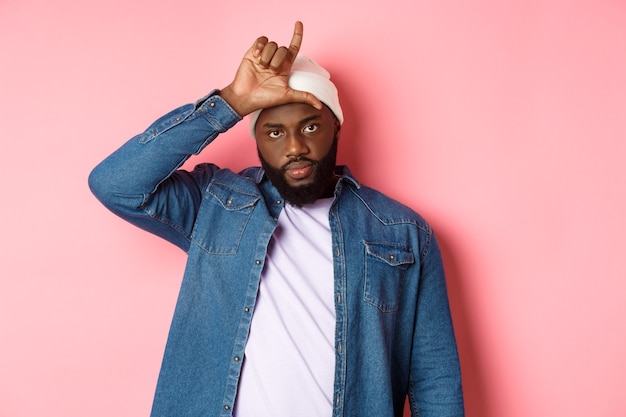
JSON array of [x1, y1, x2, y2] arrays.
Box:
[[1, 0, 625, 416]]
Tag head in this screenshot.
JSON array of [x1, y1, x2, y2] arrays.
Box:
[[250, 56, 344, 207], [256, 102, 341, 207]]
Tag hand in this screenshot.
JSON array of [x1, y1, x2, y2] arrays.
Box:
[[220, 21, 322, 116]]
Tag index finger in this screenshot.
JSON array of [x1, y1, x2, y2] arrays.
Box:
[[287, 21, 304, 62]]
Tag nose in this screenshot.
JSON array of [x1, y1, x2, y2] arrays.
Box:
[[285, 132, 309, 158]]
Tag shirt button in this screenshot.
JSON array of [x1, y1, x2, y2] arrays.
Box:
[[244, 307, 250, 313], [224, 405, 231, 410], [234, 356, 240, 362], [276, 200, 282, 205], [389, 254, 395, 261], [209, 101, 215, 107], [255, 260, 261, 265]]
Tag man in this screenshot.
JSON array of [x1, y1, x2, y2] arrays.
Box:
[[89, 21, 464, 417]]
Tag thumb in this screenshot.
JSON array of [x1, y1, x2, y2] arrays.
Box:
[[286, 88, 323, 110]]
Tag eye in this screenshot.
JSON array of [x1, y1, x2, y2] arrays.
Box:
[[267, 130, 282, 139], [303, 124, 319, 133]]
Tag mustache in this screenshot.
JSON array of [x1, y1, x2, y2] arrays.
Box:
[[281, 157, 317, 172]]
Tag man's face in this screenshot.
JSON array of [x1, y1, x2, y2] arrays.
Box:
[[255, 102, 339, 207]]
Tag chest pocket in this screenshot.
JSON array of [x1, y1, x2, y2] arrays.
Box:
[[191, 182, 260, 255], [363, 241, 415, 313]]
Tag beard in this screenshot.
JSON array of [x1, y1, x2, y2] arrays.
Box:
[[258, 136, 339, 208]]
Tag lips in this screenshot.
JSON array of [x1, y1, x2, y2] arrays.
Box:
[[284, 161, 314, 181]]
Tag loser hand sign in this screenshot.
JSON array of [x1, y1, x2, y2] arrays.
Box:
[[220, 21, 322, 116]]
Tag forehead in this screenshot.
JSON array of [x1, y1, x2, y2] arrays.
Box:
[[257, 102, 334, 125]]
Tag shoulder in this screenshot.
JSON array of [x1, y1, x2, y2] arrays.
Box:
[[336, 166, 432, 234], [184, 164, 263, 194], [347, 184, 432, 234]]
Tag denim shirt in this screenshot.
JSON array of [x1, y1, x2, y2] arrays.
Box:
[[89, 92, 464, 417]]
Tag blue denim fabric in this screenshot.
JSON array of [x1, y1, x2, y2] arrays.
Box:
[[89, 91, 464, 417]]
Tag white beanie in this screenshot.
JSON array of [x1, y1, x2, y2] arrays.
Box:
[[248, 56, 343, 138]]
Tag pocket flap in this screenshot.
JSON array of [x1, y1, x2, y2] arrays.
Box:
[[208, 182, 260, 211], [364, 241, 415, 267]]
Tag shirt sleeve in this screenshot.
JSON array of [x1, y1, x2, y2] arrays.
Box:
[[408, 231, 465, 417], [88, 91, 242, 251]]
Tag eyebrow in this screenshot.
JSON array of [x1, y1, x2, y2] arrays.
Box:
[[261, 114, 322, 129]]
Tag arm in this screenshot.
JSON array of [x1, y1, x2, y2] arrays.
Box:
[[88, 94, 241, 250], [408, 232, 465, 417], [88, 22, 319, 250]]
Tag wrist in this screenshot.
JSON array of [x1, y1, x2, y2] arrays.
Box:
[[218, 85, 250, 117]]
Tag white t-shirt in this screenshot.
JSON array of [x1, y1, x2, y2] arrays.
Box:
[[233, 198, 336, 417]]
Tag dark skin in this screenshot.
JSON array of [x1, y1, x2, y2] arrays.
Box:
[[219, 21, 339, 200], [255, 102, 339, 195]]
